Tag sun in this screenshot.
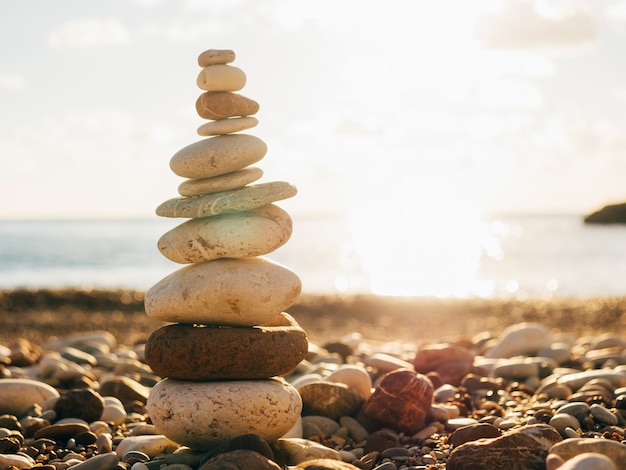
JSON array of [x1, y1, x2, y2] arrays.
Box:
[[347, 183, 493, 298]]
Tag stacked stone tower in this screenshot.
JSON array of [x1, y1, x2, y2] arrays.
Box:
[[144, 49, 307, 449]]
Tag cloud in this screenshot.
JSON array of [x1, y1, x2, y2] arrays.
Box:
[[49, 18, 131, 48], [0, 74, 26, 90], [475, 0, 596, 49]]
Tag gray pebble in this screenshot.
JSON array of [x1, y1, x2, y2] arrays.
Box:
[[549, 413, 581, 434], [556, 402, 590, 422], [339, 415, 369, 443], [590, 403, 618, 425]]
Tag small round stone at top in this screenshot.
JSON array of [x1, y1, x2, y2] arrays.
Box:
[[198, 49, 235, 66]]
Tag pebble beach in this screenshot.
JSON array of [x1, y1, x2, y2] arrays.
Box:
[[0, 289, 625, 469]]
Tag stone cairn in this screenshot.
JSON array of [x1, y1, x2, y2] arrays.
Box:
[[143, 49, 308, 450]]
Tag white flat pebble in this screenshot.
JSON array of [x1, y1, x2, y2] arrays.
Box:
[[0, 379, 59, 416]]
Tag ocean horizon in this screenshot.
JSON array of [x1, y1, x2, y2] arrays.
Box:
[[1, 213, 625, 299]]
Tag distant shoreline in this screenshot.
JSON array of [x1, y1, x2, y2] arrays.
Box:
[[1, 288, 624, 347]]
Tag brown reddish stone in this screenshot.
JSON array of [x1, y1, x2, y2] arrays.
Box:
[[447, 424, 562, 470], [196, 92, 259, 120], [198, 49, 236, 66], [361, 369, 434, 434], [413, 344, 474, 372], [145, 312, 308, 380], [298, 381, 364, 421], [448, 423, 502, 447], [33, 423, 90, 441]]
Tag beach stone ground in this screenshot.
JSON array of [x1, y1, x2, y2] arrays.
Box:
[[0, 289, 626, 469]]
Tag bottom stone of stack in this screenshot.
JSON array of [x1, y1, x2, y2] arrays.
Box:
[[147, 377, 302, 449], [144, 312, 308, 380]]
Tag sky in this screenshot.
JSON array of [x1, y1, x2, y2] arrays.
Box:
[[2, 0, 626, 220]]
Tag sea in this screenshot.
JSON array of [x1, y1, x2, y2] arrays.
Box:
[[0, 213, 625, 299]]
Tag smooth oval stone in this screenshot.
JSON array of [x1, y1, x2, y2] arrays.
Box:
[[196, 64, 246, 92], [100, 400, 127, 426], [589, 403, 618, 425], [298, 381, 364, 421], [145, 312, 308, 380], [556, 402, 590, 422], [362, 352, 414, 374], [178, 167, 262, 197], [557, 370, 626, 391], [147, 378, 302, 449], [493, 360, 539, 380], [273, 438, 341, 465], [339, 416, 369, 443], [156, 181, 297, 218], [554, 453, 616, 470], [0, 453, 35, 469], [170, 134, 266, 180], [197, 117, 259, 137], [196, 92, 260, 120], [549, 413, 581, 434], [362, 370, 434, 434], [198, 49, 235, 66], [301, 416, 340, 439], [325, 365, 373, 400], [485, 322, 553, 358], [549, 438, 626, 468], [63, 452, 119, 470], [33, 422, 90, 440], [157, 204, 292, 264], [0, 379, 60, 417], [115, 435, 180, 459], [145, 258, 301, 326]]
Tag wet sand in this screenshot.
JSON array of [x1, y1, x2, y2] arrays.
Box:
[[1, 288, 624, 346]]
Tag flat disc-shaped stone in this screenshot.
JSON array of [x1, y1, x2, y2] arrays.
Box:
[[177, 167, 263, 197], [147, 378, 302, 449], [158, 204, 292, 263], [144, 257, 302, 326], [145, 312, 308, 380], [170, 134, 266, 180], [197, 116, 259, 136], [156, 181, 297, 218], [197, 49, 235, 66]]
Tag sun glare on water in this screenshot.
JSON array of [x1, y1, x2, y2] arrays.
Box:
[[348, 200, 498, 298]]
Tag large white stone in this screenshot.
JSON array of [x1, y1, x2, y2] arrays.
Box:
[[326, 365, 373, 400], [144, 257, 301, 325], [147, 378, 302, 449], [0, 379, 60, 416], [158, 204, 292, 264], [485, 322, 554, 358]]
